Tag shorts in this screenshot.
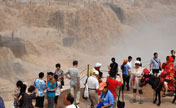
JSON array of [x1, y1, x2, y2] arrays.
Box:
[[133, 77, 142, 90], [54, 96, 58, 104], [35, 96, 44, 107], [164, 79, 171, 83], [152, 69, 159, 74]]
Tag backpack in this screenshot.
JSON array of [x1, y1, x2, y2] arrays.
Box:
[[0, 96, 5, 108]]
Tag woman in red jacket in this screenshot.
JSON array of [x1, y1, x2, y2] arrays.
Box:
[[161, 56, 175, 96]]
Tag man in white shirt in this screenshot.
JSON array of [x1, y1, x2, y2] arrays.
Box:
[[63, 93, 80, 108], [87, 70, 99, 108], [127, 56, 133, 88], [127, 56, 133, 69]]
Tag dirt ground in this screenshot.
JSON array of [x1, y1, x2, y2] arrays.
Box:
[[4, 86, 176, 108]]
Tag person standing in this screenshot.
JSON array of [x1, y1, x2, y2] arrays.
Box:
[[63, 93, 80, 108], [90, 63, 103, 79], [47, 72, 57, 108], [106, 72, 123, 108], [136, 57, 142, 67], [127, 56, 133, 69], [33, 72, 47, 108], [92, 63, 103, 95], [97, 82, 114, 108], [131, 61, 144, 104], [171, 50, 176, 78], [87, 70, 99, 108], [54, 63, 64, 88], [65, 60, 80, 105], [20, 85, 39, 108], [127, 56, 133, 88], [12, 80, 23, 108], [0, 96, 5, 108], [109, 57, 118, 76], [171, 50, 176, 60], [54, 75, 61, 108], [18, 83, 27, 107], [150, 52, 162, 76], [121, 59, 131, 91], [171, 50, 176, 76]]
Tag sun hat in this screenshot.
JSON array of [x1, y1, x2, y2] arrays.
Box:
[[123, 59, 128, 63], [135, 60, 141, 65], [99, 82, 107, 91], [95, 63, 102, 67], [93, 70, 99, 75]]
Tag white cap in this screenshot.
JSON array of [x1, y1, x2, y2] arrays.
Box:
[[135, 61, 141, 65], [95, 63, 102, 67], [93, 70, 99, 75]]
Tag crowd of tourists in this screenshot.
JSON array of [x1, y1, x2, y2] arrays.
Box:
[[11, 50, 176, 108]]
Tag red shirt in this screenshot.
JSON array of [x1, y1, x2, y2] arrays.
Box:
[[106, 77, 123, 98]]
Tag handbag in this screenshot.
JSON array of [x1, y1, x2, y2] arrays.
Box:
[[82, 77, 89, 100], [97, 102, 104, 108], [117, 87, 125, 108]]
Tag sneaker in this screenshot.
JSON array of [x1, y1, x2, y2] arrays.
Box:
[[130, 99, 136, 103], [139, 100, 143, 104]]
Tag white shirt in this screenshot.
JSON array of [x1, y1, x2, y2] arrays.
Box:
[[132, 67, 143, 77], [127, 61, 132, 69], [87, 76, 99, 90], [66, 104, 80, 108]]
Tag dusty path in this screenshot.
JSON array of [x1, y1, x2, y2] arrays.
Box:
[[5, 86, 176, 108], [55, 87, 176, 108]]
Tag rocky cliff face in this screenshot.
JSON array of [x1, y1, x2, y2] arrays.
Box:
[[0, 2, 122, 52]]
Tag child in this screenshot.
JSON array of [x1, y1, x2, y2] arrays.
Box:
[[54, 75, 61, 108], [12, 80, 23, 108]]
